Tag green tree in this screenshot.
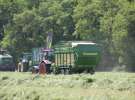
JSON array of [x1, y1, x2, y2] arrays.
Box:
[[0, 0, 23, 40], [73, 0, 102, 40], [2, 9, 44, 61]]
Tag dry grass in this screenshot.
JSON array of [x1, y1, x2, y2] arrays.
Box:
[[0, 72, 135, 100]]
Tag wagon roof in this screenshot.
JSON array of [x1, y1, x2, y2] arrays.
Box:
[[71, 41, 96, 47], [54, 41, 97, 48]]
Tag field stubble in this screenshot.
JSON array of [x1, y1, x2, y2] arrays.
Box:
[[0, 72, 135, 100]]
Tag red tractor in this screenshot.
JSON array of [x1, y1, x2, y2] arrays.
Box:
[[32, 49, 54, 74]]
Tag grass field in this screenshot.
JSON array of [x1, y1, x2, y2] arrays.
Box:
[[0, 72, 135, 100]]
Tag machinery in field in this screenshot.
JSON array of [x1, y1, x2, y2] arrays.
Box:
[[22, 41, 101, 74], [0, 49, 15, 71], [38, 41, 101, 74]]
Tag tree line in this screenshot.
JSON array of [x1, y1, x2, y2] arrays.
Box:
[[0, 0, 135, 71]]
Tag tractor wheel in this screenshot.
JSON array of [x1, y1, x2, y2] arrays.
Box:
[[39, 62, 46, 75], [61, 69, 65, 74]]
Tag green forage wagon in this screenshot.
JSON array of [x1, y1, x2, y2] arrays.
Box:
[[52, 41, 101, 74]]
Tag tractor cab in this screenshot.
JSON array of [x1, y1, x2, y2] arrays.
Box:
[[42, 48, 54, 62], [0, 49, 15, 71]]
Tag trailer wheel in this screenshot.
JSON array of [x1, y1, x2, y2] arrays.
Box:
[[39, 62, 46, 75], [89, 68, 95, 75]]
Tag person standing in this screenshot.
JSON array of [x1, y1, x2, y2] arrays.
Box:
[[17, 60, 23, 72]]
